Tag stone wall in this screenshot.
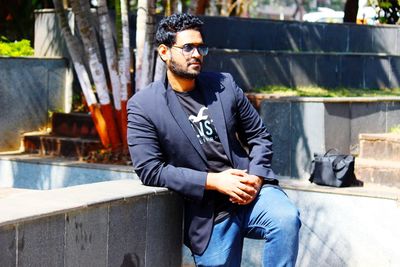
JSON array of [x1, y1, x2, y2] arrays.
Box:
[[243, 184, 400, 267], [35, 11, 400, 91], [0, 57, 72, 151], [0, 154, 138, 189], [203, 50, 400, 91], [0, 180, 183, 267], [258, 97, 400, 179], [2, 169, 399, 267], [200, 16, 399, 54], [181, 179, 400, 266]]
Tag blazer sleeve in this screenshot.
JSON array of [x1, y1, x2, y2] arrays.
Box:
[[127, 98, 207, 202], [228, 73, 276, 180]]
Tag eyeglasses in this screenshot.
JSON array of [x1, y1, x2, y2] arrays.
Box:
[[171, 43, 209, 57]]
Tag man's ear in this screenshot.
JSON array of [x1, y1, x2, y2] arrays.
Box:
[[158, 44, 170, 62]]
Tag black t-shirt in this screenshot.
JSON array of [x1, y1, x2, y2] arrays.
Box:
[[174, 85, 235, 222], [174, 88, 231, 172]]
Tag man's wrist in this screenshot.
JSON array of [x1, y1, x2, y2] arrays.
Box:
[[205, 172, 218, 190]]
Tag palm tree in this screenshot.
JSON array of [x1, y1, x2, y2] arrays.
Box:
[[52, 0, 111, 148], [53, 0, 161, 151], [70, 0, 122, 149]]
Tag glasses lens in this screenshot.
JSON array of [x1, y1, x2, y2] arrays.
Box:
[[182, 44, 195, 54], [181, 44, 209, 56], [197, 45, 208, 56]]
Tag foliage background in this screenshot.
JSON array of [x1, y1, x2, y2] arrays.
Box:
[[0, 36, 34, 56]]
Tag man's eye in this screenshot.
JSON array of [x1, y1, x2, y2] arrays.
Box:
[[182, 44, 194, 52]]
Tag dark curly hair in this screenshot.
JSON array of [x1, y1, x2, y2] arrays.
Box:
[[155, 13, 204, 47]]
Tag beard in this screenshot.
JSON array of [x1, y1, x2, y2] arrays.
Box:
[[169, 57, 202, 80]]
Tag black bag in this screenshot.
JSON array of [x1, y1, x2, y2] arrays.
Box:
[[309, 149, 360, 187]]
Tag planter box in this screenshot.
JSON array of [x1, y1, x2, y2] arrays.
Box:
[[252, 94, 400, 179]]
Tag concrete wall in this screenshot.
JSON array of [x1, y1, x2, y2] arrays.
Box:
[[2, 168, 399, 267], [0, 180, 183, 267], [35, 11, 400, 91], [0, 154, 138, 189], [201, 16, 400, 54], [259, 97, 400, 179], [34, 9, 75, 58], [35, 11, 400, 54], [0, 57, 72, 151], [244, 186, 400, 266], [203, 50, 400, 91], [34, 9, 137, 58], [181, 180, 400, 266]]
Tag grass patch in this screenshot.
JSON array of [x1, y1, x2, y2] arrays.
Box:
[[390, 125, 400, 134], [254, 86, 400, 97]]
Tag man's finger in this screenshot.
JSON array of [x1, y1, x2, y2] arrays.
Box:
[[229, 192, 245, 203], [240, 175, 263, 187], [237, 183, 257, 196], [237, 175, 256, 185], [227, 169, 248, 176], [233, 187, 253, 201]]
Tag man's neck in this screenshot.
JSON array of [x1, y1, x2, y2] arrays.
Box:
[[167, 70, 196, 92]]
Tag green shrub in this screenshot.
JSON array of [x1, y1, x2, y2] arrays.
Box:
[[0, 36, 34, 56]]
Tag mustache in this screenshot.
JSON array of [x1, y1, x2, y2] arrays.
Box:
[[188, 59, 202, 65]]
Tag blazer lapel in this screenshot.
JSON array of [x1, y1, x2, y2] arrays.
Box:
[[198, 78, 233, 164], [166, 86, 208, 163]]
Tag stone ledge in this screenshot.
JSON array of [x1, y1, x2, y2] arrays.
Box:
[[279, 178, 400, 202], [0, 153, 133, 172], [210, 48, 400, 57], [0, 55, 65, 60], [0, 180, 182, 267], [0, 180, 168, 226], [246, 93, 400, 103], [359, 133, 400, 143]]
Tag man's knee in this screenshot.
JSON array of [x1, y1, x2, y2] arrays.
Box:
[[260, 189, 301, 235], [277, 204, 301, 234]]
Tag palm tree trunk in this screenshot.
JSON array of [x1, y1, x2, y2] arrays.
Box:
[[52, 0, 111, 148], [136, 0, 156, 91], [98, 0, 121, 111], [116, 0, 131, 151], [98, 0, 129, 149], [71, 0, 121, 149]]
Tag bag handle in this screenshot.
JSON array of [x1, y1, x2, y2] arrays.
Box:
[[324, 148, 340, 156], [332, 155, 347, 171], [324, 148, 348, 171]]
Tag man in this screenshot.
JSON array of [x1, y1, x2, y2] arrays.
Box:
[[127, 13, 300, 266]]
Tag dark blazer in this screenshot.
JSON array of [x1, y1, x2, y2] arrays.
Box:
[[127, 72, 275, 255]]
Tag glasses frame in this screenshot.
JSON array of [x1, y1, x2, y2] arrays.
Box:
[[171, 43, 209, 57]]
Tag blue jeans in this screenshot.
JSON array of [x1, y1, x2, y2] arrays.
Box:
[[192, 186, 301, 267]]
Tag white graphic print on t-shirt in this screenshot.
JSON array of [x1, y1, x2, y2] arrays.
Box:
[[188, 107, 220, 145]]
